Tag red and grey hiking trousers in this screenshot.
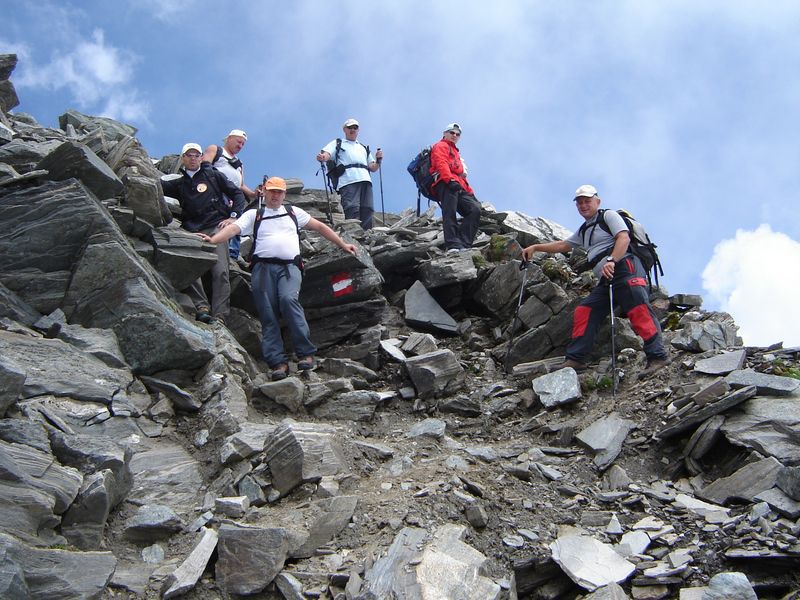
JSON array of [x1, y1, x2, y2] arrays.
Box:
[[565, 254, 667, 363]]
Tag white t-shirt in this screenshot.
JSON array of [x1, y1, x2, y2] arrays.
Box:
[[235, 205, 311, 260], [213, 148, 243, 188], [322, 138, 374, 188]]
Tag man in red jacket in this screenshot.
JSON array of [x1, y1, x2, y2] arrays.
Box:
[[429, 122, 481, 253]]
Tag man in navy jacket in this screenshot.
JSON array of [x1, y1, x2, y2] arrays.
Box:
[[162, 142, 245, 324]]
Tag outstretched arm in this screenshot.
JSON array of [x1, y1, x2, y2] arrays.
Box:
[[304, 218, 357, 255], [522, 240, 572, 261], [197, 223, 242, 245]]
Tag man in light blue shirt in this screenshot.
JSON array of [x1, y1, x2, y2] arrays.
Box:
[[316, 118, 383, 229]]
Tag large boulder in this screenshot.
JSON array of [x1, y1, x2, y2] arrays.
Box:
[[36, 141, 124, 200]]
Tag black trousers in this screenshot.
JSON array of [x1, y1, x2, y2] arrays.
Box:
[[435, 184, 481, 250]]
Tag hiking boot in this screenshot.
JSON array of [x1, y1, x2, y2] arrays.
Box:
[[445, 247, 462, 255], [270, 363, 289, 381], [559, 358, 588, 372], [214, 315, 226, 326], [639, 356, 670, 379], [297, 356, 316, 371], [195, 309, 213, 324]]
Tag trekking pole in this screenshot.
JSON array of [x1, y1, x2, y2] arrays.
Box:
[[377, 148, 385, 226], [317, 158, 334, 225], [504, 259, 532, 373], [258, 174, 266, 210], [609, 281, 618, 398]]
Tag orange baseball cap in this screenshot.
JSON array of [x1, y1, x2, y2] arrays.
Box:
[[264, 176, 287, 191]]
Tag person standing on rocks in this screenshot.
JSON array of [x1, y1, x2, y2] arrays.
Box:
[[316, 118, 383, 230], [429, 122, 481, 254], [162, 142, 246, 325], [522, 184, 669, 376], [197, 176, 357, 380], [202, 129, 258, 261]]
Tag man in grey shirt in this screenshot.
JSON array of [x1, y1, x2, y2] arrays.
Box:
[[522, 184, 668, 376]]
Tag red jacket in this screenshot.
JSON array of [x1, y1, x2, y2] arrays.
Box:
[[430, 139, 473, 195]]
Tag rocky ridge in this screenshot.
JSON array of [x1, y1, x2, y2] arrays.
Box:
[[1, 54, 799, 599]]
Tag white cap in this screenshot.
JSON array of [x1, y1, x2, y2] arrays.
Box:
[[444, 122, 461, 133], [343, 118, 359, 127], [574, 184, 598, 199], [181, 142, 202, 155], [226, 129, 247, 140]]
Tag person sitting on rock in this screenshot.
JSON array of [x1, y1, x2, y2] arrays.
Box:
[[522, 184, 669, 377], [197, 176, 357, 380], [162, 142, 245, 325]]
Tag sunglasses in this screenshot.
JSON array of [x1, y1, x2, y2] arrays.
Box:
[[184, 152, 201, 158], [346, 125, 359, 130], [448, 130, 461, 137]]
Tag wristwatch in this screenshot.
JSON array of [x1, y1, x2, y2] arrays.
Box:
[[605, 256, 615, 263], [230, 212, 238, 218]]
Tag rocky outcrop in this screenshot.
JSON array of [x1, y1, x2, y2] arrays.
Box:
[[1, 54, 799, 598]]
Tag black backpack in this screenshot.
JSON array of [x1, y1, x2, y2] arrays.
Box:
[[580, 208, 664, 288], [324, 138, 369, 192], [406, 146, 438, 216]]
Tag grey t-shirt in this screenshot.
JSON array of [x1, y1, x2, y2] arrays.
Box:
[[566, 210, 628, 277]]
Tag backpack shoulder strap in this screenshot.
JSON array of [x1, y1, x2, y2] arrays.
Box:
[[334, 138, 342, 163], [284, 204, 301, 235], [213, 145, 224, 165], [247, 207, 266, 264]]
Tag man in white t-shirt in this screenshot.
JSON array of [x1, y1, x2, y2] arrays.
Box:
[[202, 129, 258, 260], [316, 118, 383, 229], [198, 177, 357, 380]]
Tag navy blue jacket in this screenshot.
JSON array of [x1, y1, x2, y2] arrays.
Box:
[[162, 163, 246, 232]]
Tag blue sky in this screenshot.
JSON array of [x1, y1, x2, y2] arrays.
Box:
[[3, 0, 800, 346]]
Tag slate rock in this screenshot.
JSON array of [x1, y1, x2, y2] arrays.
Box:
[[150, 227, 219, 290], [671, 321, 739, 353], [162, 527, 218, 599], [263, 420, 346, 497], [37, 141, 124, 199], [415, 524, 501, 599], [496, 211, 572, 247], [550, 528, 636, 592], [401, 332, 438, 356], [532, 368, 582, 408], [439, 395, 482, 417], [61, 470, 117, 550], [0, 353, 25, 417], [310, 390, 384, 421], [306, 298, 387, 349], [124, 504, 184, 542], [299, 241, 383, 308], [219, 423, 276, 466], [291, 495, 358, 558], [0, 281, 41, 327], [404, 280, 458, 335], [724, 369, 800, 396], [216, 524, 290, 595], [418, 252, 478, 289], [128, 442, 204, 508], [777, 466, 800, 501], [404, 349, 466, 399], [576, 413, 635, 470], [701, 571, 756, 600], [0, 331, 133, 405], [70, 277, 215, 375], [721, 397, 800, 465], [258, 377, 306, 413], [407, 418, 446, 439], [59, 109, 138, 142], [753, 487, 800, 518], [693, 349, 746, 375], [0, 531, 116, 600], [472, 260, 525, 317], [698, 456, 783, 504]]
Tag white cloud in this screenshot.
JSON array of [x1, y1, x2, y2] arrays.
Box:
[[702, 225, 800, 347], [13, 28, 148, 123]]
